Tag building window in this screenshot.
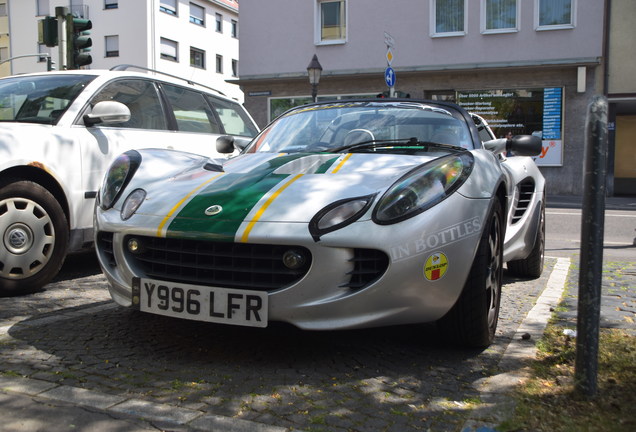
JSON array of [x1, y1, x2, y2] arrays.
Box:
[[190, 3, 205, 26], [216, 54, 223, 73], [430, 0, 467, 37], [0, 3, 7, 16], [160, 0, 177, 16], [215, 13, 223, 32], [104, 0, 118, 9], [0, 47, 8, 62], [231, 19, 238, 38], [481, 0, 518, 33], [316, 0, 346, 44], [190, 47, 205, 69], [36, 0, 49, 16], [160, 37, 178, 62], [105, 35, 119, 57], [37, 44, 50, 62], [231, 59, 238, 77], [536, 0, 575, 30]]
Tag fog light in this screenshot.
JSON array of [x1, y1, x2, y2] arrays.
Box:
[[282, 249, 306, 269], [127, 238, 141, 254]]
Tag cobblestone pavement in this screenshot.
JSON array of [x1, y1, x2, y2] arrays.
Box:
[[0, 253, 557, 432], [554, 260, 636, 334]]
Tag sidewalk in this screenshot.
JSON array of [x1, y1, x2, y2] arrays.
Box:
[[547, 194, 636, 211]]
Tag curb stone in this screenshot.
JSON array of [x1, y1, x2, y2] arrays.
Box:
[[461, 257, 572, 431]]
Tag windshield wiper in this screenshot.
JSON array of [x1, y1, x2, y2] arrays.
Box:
[[331, 137, 466, 153]]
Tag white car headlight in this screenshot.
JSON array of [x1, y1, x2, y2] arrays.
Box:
[[100, 150, 141, 210], [309, 194, 376, 241], [373, 153, 474, 224], [121, 188, 146, 220]]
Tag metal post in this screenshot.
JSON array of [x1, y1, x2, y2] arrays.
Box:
[[55, 7, 68, 70], [575, 95, 608, 397]]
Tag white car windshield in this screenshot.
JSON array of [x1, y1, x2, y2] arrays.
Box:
[[0, 74, 95, 125], [246, 101, 475, 153]]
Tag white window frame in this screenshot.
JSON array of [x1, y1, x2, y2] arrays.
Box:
[[104, 0, 118, 10], [231, 19, 238, 38], [0, 3, 7, 16], [314, 0, 347, 46], [190, 2, 205, 26], [231, 59, 238, 77], [37, 43, 49, 62], [0, 47, 8, 62], [430, 0, 468, 38], [534, 0, 576, 31], [160, 0, 178, 16], [105, 35, 119, 57], [480, 0, 519, 34], [160, 37, 178, 62]]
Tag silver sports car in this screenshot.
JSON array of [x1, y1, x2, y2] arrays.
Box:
[[95, 100, 545, 347]]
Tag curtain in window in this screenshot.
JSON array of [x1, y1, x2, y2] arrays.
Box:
[[539, 0, 572, 26], [486, 0, 516, 29], [106, 36, 119, 52], [321, 1, 345, 40], [436, 0, 464, 33], [37, 0, 49, 16], [161, 38, 178, 60]]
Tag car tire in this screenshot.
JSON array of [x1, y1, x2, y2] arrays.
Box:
[[507, 196, 545, 279], [0, 180, 69, 295], [437, 199, 504, 348]]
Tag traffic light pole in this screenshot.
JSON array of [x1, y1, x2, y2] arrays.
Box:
[[55, 6, 68, 70]]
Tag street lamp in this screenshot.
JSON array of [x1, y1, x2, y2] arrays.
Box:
[[307, 54, 323, 103]]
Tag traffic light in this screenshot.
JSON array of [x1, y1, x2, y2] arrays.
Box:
[[38, 16, 58, 47], [66, 14, 92, 69]]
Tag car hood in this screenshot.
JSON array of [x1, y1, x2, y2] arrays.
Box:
[[136, 151, 446, 239]]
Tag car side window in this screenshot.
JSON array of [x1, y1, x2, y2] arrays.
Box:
[[162, 84, 221, 134], [207, 95, 258, 137], [88, 79, 167, 130]]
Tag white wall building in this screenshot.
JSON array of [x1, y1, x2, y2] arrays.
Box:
[[0, 0, 243, 101]]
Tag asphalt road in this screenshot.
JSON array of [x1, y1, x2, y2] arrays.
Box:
[[546, 207, 636, 260], [1, 251, 556, 432]]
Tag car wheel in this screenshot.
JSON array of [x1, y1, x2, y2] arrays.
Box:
[[437, 199, 504, 348], [0, 181, 69, 295], [507, 196, 545, 279]]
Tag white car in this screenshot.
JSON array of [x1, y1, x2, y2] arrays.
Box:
[[0, 66, 258, 295]]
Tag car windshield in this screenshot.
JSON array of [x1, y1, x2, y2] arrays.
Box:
[[0, 74, 95, 125], [245, 101, 475, 154]]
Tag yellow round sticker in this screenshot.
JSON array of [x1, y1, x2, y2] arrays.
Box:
[[424, 252, 448, 281]]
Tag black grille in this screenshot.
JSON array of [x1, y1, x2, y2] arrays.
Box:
[[512, 179, 535, 224], [343, 248, 390, 290], [124, 235, 312, 292], [97, 231, 116, 268]]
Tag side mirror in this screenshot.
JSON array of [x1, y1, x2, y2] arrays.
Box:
[[216, 135, 235, 154], [483, 135, 542, 157], [216, 135, 252, 154], [84, 101, 131, 126], [508, 135, 542, 157]]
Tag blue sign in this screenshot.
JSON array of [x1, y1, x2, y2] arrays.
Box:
[[384, 67, 396, 87]]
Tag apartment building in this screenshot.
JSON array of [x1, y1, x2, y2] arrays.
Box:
[[236, 0, 628, 196], [0, 0, 243, 101]]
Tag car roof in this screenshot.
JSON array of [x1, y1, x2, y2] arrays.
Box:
[[0, 66, 232, 101]]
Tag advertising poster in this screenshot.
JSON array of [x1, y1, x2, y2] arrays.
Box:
[[457, 88, 563, 166]]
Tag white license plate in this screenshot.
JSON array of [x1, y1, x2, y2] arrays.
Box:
[[139, 278, 268, 327]]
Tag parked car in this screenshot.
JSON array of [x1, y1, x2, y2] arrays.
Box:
[[0, 66, 259, 295], [94, 99, 545, 347]]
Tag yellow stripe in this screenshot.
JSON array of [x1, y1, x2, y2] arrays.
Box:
[[331, 153, 352, 173], [240, 174, 303, 243], [156, 173, 224, 237]]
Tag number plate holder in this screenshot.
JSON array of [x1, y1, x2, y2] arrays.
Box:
[[133, 277, 268, 328]]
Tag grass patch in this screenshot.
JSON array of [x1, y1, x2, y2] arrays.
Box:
[[500, 326, 636, 431]]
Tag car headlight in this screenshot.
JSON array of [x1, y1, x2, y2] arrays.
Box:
[[100, 150, 141, 210], [121, 188, 146, 220], [309, 194, 376, 241], [373, 153, 474, 225]]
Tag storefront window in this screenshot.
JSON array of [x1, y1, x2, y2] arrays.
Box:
[[457, 88, 563, 166]]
